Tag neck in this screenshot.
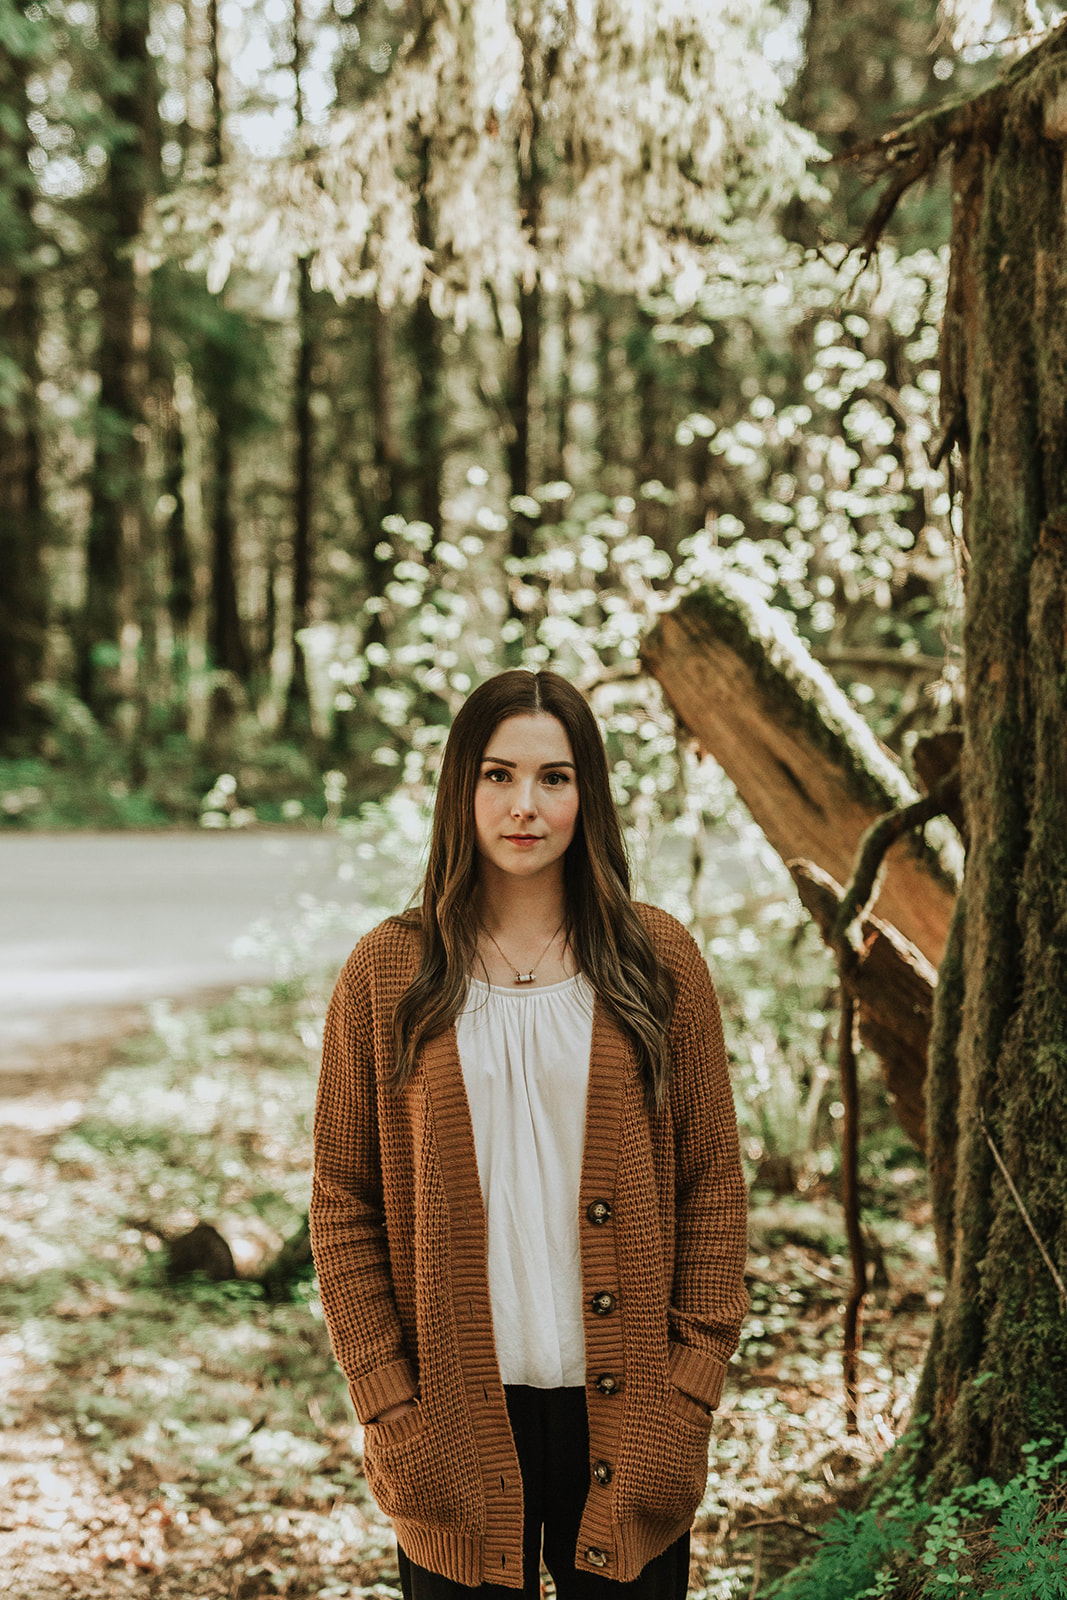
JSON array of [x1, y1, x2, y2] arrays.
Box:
[[476, 862, 567, 938]]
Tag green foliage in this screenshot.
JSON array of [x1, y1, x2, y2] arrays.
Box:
[[765, 1437, 1067, 1599]]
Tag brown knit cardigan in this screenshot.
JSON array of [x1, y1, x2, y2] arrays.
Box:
[[310, 903, 748, 1588]]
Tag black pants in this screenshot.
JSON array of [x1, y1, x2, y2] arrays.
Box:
[[397, 1387, 690, 1600]]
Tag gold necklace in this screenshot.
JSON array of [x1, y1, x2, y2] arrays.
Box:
[[480, 919, 566, 984]]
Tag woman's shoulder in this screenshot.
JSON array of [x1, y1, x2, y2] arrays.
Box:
[[337, 911, 423, 990], [633, 902, 714, 990], [633, 901, 698, 956]]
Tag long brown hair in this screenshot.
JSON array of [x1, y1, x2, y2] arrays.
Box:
[[389, 670, 676, 1109]]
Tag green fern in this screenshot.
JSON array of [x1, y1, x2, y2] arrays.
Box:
[[765, 1437, 1067, 1600]]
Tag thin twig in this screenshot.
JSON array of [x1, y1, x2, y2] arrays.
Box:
[[839, 988, 864, 1435], [978, 1110, 1067, 1311], [747, 1527, 763, 1600], [737, 1516, 821, 1536], [828, 778, 956, 1438]]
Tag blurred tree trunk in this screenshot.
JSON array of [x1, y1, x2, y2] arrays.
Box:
[[159, 387, 193, 654], [206, 0, 247, 683], [287, 254, 314, 729], [411, 133, 443, 534], [79, 0, 161, 732], [504, 24, 545, 613], [552, 293, 573, 485], [634, 307, 673, 551], [347, 301, 402, 690], [172, 366, 212, 743], [211, 428, 247, 678], [596, 293, 623, 496], [0, 0, 47, 749], [286, 0, 313, 731]]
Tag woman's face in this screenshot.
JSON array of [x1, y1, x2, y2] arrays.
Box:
[[473, 713, 580, 884]]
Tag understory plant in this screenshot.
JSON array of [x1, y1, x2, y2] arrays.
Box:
[[766, 1435, 1067, 1599]]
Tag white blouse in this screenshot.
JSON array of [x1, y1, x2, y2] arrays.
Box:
[[456, 974, 595, 1388]]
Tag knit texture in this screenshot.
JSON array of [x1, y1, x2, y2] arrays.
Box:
[[310, 904, 749, 1588]]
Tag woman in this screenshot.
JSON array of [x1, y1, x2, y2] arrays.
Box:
[[310, 670, 748, 1600]]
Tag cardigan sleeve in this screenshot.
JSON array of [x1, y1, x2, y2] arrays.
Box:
[[663, 923, 749, 1412], [310, 948, 418, 1423]]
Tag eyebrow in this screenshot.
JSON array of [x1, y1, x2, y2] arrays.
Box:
[[480, 756, 576, 770]]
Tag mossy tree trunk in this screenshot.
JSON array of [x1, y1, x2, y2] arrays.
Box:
[[910, 37, 1067, 1486]]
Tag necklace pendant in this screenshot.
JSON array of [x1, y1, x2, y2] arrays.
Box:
[[515, 971, 536, 984]]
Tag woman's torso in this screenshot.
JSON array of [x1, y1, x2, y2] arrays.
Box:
[[456, 973, 595, 1388]]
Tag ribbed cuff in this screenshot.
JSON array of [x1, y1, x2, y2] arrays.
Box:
[[668, 1343, 727, 1411], [347, 1357, 418, 1422]]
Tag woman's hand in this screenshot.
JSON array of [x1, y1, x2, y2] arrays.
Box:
[[371, 1398, 419, 1424]]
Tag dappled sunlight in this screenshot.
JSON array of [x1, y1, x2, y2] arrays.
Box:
[[0, 983, 940, 1598]]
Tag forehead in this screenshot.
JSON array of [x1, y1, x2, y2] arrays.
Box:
[[482, 713, 574, 764]]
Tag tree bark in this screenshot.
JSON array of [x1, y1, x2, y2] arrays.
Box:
[[0, 1, 47, 748], [642, 579, 958, 966]]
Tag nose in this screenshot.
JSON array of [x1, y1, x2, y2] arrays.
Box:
[[510, 781, 537, 819]]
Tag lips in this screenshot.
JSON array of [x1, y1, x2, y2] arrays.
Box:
[[504, 834, 541, 842]]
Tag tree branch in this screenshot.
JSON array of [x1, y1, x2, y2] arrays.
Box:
[[838, 19, 1067, 255], [831, 772, 961, 957]]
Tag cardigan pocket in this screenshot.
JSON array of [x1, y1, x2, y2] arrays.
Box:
[[362, 1410, 482, 1535], [363, 1402, 425, 1446], [666, 1385, 713, 1429], [617, 1388, 712, 1528]]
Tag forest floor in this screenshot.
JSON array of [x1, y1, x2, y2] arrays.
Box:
[[0, 983, 941, 1600]]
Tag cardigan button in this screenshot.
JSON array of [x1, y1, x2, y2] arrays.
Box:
[[595, 1373, 620, 1395], [586, 1199, 613, 1225], [591, 1291, 616, 1316], [592, 1459, 613, 1485], [585, 1548, 608, 1568]]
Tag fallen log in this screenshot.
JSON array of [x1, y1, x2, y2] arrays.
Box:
[[790, 861, 936, 1149], [642, 577, 958, 966]]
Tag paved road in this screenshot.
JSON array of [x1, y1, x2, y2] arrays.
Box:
[[0, 831, 369, 1074]]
